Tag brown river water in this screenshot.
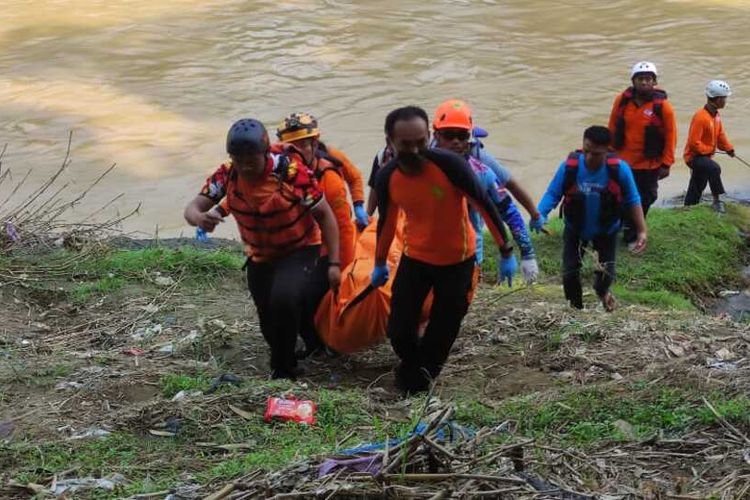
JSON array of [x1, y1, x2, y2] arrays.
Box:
[[2, 0, 750, 238]]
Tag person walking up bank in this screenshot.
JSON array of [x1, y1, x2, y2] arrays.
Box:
[[534, 126, 647, 311], [372, 105, 516, 394], [683, 80, 735, 212], [430, 99, 539, 284], [608, 61, 676, 248], [276, 112, 357, 269], [184, 119, 341, 380]]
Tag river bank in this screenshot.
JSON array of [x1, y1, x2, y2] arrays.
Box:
[[1, 205, 750, 498]]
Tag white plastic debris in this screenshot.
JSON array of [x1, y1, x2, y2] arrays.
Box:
[[52, 473, 126, 496], [55, 381, 84, 391], [69, 428, 111, 440]]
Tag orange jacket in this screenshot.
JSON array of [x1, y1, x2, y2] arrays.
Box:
[[683, 106, 733, 164], [316, 165, 356, 268], [608, 89, 677, 170], [321, 144, 365, 204]]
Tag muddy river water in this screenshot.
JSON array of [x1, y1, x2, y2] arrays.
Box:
[[2, 0, 750, 237]]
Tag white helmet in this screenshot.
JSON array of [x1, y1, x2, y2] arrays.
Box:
[[706, 79, 732, 98], [630, 61, 658, 78]]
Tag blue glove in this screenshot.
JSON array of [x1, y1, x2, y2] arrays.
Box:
[[371, 263, 389, 288], [529, 214, 547, 233], [354, 202, 369, 230], [498, 254, 518, 287]]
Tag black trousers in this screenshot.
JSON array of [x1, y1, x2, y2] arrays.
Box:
[[623, 169, 659, 243], [684, 156, 725, 205], [387, 255, 475, 393], [246, 245, 327, 376], [562, 227, 617, 309]]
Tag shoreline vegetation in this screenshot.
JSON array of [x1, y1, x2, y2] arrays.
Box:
[[1, 203, 750, 498]]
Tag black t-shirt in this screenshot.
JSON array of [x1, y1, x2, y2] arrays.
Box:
[[368, 146, 394, 188]]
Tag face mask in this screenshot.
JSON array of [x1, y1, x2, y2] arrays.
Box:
[[397, 150, 425, 170]]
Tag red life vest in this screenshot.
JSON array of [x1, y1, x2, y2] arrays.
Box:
[[225, 148, 321, 262], [562, 150, 624, 232], [614, 87, 668, 159]]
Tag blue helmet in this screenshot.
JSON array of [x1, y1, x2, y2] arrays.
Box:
[[226, 119, 269, 156]]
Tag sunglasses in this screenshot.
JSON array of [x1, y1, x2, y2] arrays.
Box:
[[439, 130, 471, 141]]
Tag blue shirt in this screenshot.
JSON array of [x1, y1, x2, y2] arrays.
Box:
[[469, 141, 512, 186], [537, 153, 641, 240]]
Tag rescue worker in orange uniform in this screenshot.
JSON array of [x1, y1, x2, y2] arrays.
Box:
[[184, 119, 341, 380], [683, 80, 735, 212], [372, 105, 516, 394], [608, 61, 677, 248], [276, 113, 357, 270], [317, 142, 369, 231]]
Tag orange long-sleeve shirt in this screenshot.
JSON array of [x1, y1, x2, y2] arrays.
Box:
[[317, 166, 356, 268], [683, 106, 734, 164], [321, 145, 365, 204], [375, 149, 510, 266], [608, 89, 677, 170]]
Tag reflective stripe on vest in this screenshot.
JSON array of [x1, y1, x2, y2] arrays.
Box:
[[226, 158, 320, 261]]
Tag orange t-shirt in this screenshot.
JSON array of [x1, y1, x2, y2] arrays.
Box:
[[375, 149, 510, 266], [683, 106, 733, 164], [316, 165, 356, 268], [323, 145, 365, 204]]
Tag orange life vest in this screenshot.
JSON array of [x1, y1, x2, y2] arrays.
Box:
[[613, 87, 668, 159], [226, 150, 321, 262]]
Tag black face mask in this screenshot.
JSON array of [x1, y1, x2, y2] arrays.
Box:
[[397, 150, 425, 170]]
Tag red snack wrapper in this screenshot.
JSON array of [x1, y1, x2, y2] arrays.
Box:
[[264, 396, 316, 425]]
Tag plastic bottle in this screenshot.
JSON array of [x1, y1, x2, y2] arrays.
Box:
[[195, 206, 223, 242]]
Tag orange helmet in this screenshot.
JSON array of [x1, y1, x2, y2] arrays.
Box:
[[277, 112, 320, 142], [433, 99, 473, 130]]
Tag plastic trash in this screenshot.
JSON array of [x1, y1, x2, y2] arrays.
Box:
[[196, 227, 209, 242], [52, 473, 126, 496], [319, 453, 382, 477], [70, 427, 111, 440], [171, 390, 203, 402], [5, 221, 20, 243], [122, 347, 146, 356], [55, 381, 84, 391], [158, 343, 175, 354], [264, 396, 316, 425]]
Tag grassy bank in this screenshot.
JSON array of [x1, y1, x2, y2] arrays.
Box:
[[483, 205, 749, 309], [2, 205, 750, 498]]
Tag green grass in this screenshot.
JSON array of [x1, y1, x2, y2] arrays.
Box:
[[5, 375, 750, 497], [456, 384, 750, 447], [610, 284, 694, 310], [1, 386, 408, 498], [483, 205, 748, 308], [77, 247, 245, 278], [4, 245, 246, 303], [72, 276, 126, 303], [160, 372, 214, 397], [541, 319, 607, 350], [1, 433, 184, 498]]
